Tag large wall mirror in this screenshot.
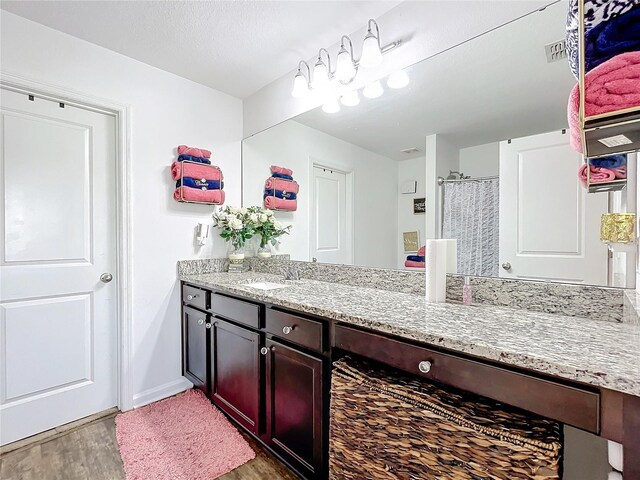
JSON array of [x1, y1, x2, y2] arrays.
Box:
[[242, 1, 636, 288]]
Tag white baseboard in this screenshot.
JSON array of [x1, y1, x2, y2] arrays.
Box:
[[132, 377, 193, 409]]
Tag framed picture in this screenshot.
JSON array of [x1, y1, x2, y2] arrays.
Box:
[[413, 198, 426, 214], [403, 231, 420, 253]]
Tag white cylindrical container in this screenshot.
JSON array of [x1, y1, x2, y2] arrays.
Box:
[[425, 239, 447, 303], [608, 440, 623, 472], [444, 238, 457, 274]]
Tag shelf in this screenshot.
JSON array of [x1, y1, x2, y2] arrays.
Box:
[[588, 178, 627, 194], [583, 109, 640, 158]]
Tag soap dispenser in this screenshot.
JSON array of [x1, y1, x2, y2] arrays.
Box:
[[462, 276, 472, 305]]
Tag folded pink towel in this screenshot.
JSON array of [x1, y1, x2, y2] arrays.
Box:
[[612, 165, 627, 179], [171, 162, 222, 181], [405, 260, 425, 268], [264, 196, 297, 211], [417, 246, 425, 256], [264, 178, 299, 194], [177, 145, 212, 159], [578, 163, 616, 187], [271, 165, 293, 176], [174, 187, 225, 204], [569, 51, 640, 152]]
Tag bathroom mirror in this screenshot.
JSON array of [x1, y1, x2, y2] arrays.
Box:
[[242, 1, 636, 288]]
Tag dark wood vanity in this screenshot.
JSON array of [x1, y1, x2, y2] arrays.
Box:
[[181, 281, 640, 480]]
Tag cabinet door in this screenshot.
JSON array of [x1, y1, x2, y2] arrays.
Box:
[[264, 338, 324, 479], [210, 318, 261, 435], [182, 306, 209, 391]]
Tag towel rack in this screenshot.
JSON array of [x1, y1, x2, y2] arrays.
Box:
[[176, 159, 225, 206]]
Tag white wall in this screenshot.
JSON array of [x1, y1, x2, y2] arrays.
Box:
[[459, 142, 499, 178], [243, 1, 553, 138], [243, 121, 398, 269], [1, 12, 243, 406], [397, 157, 426, 268], [426, 134, 460, 239]]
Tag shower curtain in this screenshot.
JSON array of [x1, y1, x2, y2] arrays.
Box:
[[442, 178, 499, 277]]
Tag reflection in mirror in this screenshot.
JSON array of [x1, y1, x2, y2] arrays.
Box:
[[242, 1, 636, 288]]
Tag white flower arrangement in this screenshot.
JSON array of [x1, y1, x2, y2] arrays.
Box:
[[212, 206, 254, 250]]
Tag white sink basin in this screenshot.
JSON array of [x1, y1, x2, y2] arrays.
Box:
[[243, 281, 290, 291]]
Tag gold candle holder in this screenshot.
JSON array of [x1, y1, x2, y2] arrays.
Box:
[[600, 213, 636, 244]]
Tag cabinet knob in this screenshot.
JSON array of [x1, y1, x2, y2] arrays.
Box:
[[282, 326, 293, 335], [187, 294, 198, 300], [260, 347, 269, 355], [418, 361, 432, 374], [205, 323, 212, 329], [197, 318, 204, 326]]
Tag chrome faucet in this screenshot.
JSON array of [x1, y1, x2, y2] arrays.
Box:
[[281, 263, 300, 281]]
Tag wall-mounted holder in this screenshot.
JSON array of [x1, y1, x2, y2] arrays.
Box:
[[175, 159, 225, 205], [195, 223, 209, 246]]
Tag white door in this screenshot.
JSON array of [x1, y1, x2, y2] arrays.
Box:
[[499, 130, 608, 284], [0, 88, 117, 445], [310, 166, 352, 264]]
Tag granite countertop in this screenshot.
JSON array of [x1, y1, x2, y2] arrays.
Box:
[[180, 272, 640, 397]]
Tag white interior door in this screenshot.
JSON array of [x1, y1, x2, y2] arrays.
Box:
[[499, 130, 608, 284], [0, 88, 117, 445], [310, 166, 351, 264]]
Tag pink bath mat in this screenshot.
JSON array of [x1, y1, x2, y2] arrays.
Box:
[[115, 389, 255, 480]]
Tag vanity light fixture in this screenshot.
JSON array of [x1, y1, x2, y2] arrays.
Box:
[[387, 70, 410, 89], [340, 89, 360, 107], [311, 48, 332, 90], [336, 36, 357, 83], [322, 96, 341, 113], [360, 19, 384, 68], [362, 80, 384, 99], [291, 61, 311, 98]]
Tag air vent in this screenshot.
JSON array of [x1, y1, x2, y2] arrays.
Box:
[[401, 147, 420, 154], [545, 40, 567, 63]]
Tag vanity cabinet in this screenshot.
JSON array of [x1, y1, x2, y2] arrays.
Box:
[[181, 305, 209, 392], [209, 317, 262, 435], [263, 337, 324, 479]]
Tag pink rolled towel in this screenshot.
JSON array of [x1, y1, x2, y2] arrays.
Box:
[[264, 178, 299, 194], [417, 246, 425, 256], [177, 145, 212, 159], [405, 260, 425, 268], [171, 162, 222, 181], [578, 163, 616, 187], [271, 165, 293, 176], [264, 196, 297, 211], [174, 187, 225, 204], [568, 52, 640, 152]]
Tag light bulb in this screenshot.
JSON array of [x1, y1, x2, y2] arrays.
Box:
[[311, 59, 329, 89], [291, 71, 309, 98], [362, 80, 383, 99], [336, 46, 356, 82], [340, 89, 360, 107], [322, 96, 340, 114], [360, 31, 383, 68], [387, 70, 409, 89]]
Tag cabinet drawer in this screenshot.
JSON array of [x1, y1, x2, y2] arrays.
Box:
[[266, 308, 324, 352], [183, 284, 208, 311], [333, 325, 600, 434], [210, 293, 261, 329]]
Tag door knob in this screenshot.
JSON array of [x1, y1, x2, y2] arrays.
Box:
[[312, 257, 317, 263], [501, 262, 512, 271], [100, 273, 113, 283]]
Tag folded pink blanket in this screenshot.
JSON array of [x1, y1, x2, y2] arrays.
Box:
[[264, 196, 297, 211], [569, 51, 640, 152], [578, 163, 616, 187], [612, 165, 627, 179], [265, 178, 299, 194], [171, 162, 222, 181], [174, 187, 225, 204], [417, 246, 425, 256], [271, 165, 293, 176], [177, 145, 211, 159], [405, 260, 425, 268]]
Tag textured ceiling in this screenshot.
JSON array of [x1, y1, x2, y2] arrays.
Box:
[[293, 1, 574, 160], [0, 0, 401, 98]]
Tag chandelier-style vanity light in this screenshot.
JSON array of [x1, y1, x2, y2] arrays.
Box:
[[291, 19, 407, 112]]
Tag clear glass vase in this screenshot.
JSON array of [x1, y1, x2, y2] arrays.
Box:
[[227, 244, 245, 264], [257, 243, 272, 258]]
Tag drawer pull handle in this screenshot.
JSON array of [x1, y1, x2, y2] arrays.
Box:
[[282, 326, 294, 335], [260, 347, 269, 355], [205, 323, 212, 329], [418, 361, 432, 374], [197, 318, 205, 326], [187, 294, 199, 301]]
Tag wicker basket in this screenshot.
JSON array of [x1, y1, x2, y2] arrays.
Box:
[[330, 357, 562, 480]]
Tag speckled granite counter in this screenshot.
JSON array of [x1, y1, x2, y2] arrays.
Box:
[[180, 272, 640, 397]]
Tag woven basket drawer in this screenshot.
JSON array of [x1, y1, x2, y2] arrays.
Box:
[[329, 357, 563, 480]]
